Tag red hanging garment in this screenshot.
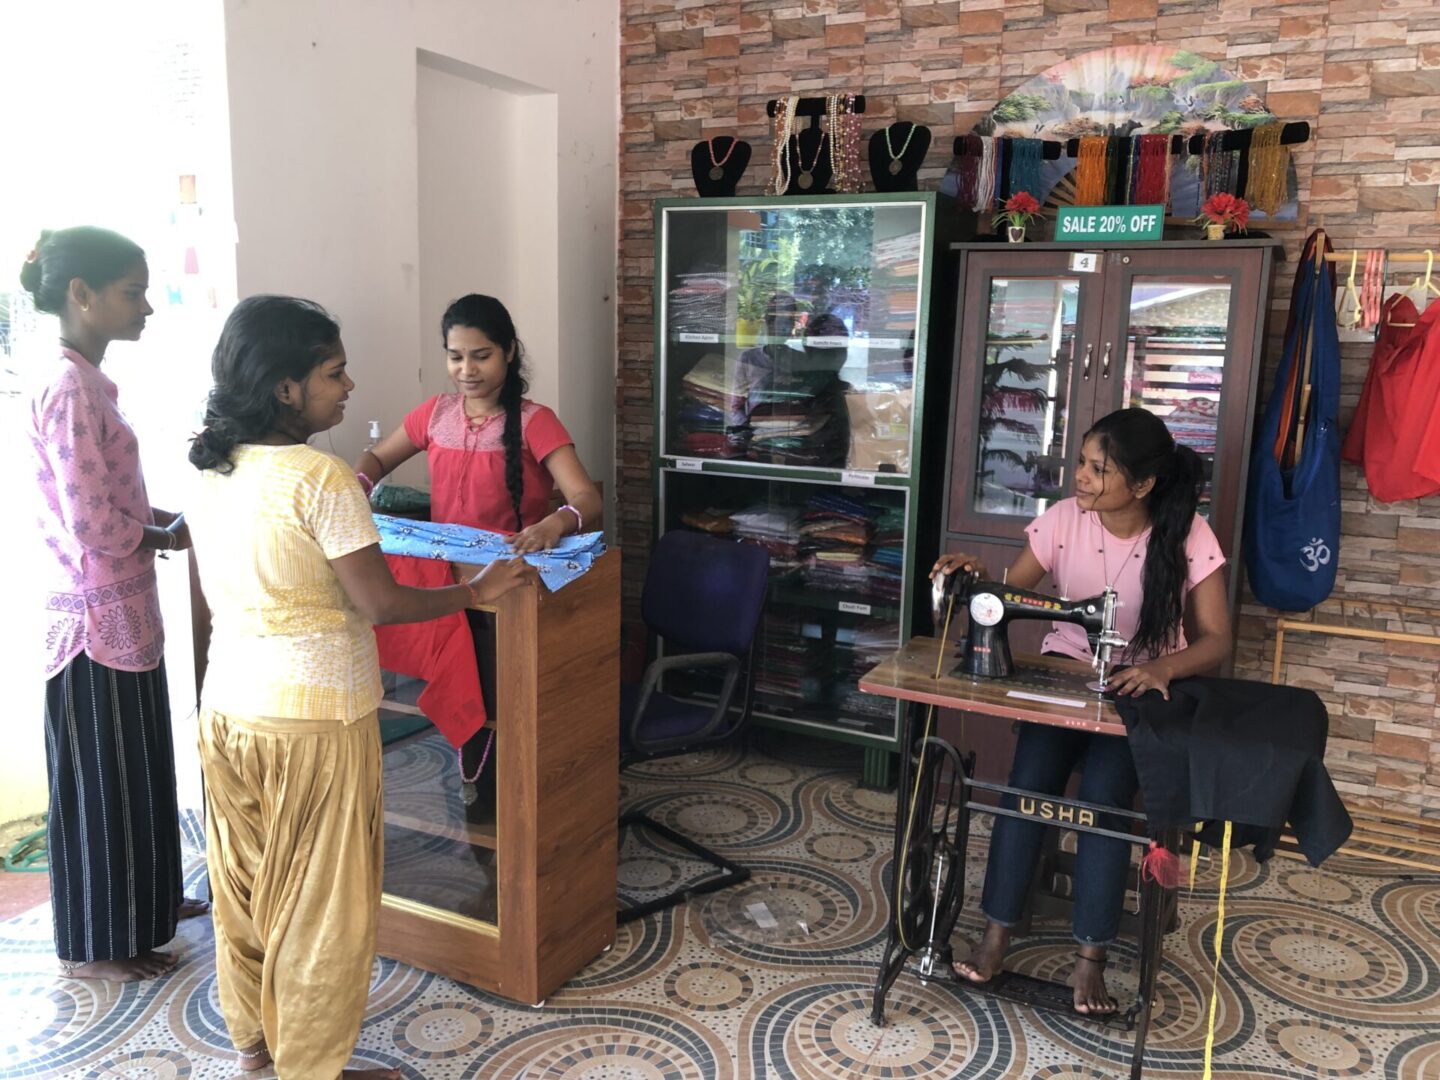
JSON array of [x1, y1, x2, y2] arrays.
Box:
[[1343, 295, 1440, 502]]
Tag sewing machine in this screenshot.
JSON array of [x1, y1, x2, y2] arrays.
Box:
[[933, 569, 1127, 693]]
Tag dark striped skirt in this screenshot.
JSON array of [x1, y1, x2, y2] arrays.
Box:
[[44, 652, 184, 962]]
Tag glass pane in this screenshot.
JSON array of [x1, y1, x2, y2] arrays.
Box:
[[661, 203, 925, 474], [1120, 276, 1232, 517], [661, 471, 904, 740], [380, 677, 499, 925], [972, 277, 1079, 517]]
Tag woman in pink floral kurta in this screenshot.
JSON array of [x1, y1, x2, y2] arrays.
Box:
[[22, 226, 206, 983]]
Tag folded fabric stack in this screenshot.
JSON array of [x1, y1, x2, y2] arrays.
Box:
[[668, 270, 731, 336], [679, 507, 734, 535], [752, 611, 828, 714], [1161, 395, 1220, 456], [746, 369, 849, 467], [867, 506, 906, 604], [731, 503, 805, 578], [678, 353, 750, 456], [831, 623, 902, 728], [800, 492, 879, 596]]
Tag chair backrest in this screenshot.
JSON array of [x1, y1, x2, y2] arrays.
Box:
[[642, 530, 770, 657]]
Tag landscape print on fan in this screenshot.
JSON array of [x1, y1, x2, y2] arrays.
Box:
[[957, 44, 1298, 220]]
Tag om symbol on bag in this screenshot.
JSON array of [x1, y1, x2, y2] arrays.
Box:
[[1300, 537, 1332, 574]]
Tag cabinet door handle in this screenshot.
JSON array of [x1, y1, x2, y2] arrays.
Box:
[[1101, 341, 1112, 379], [1082, 342, 1093, 381]]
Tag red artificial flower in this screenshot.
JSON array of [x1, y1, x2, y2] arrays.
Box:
[[1004, 192, 1041, 215], [1199, 193, 1250, 231]]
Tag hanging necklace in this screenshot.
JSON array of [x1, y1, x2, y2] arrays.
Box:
[[1097, 513, 1147, 593], [884, 122, 918, 175], [795, 129, 826, 190], [706, 136, 738, 181]]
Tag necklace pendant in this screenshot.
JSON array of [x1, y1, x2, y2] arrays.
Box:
[[462, 781, 478, 807], [797, 171, 813, 190], [888, 159, 902, 176], [708, 165, 724, 181]]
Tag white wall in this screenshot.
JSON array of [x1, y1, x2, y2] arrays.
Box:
[[222, 0, 620, 503]]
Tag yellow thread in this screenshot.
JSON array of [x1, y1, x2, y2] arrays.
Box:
[[894, 592, 956, 951], [1245, 123, 1288, 215], [1201, 820, 1233, 1080]]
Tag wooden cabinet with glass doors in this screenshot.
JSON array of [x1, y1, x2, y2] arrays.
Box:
[[938, 240, 1277, 776]]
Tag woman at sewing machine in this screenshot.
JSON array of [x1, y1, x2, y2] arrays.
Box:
[[931, 406, 1232, 1015]]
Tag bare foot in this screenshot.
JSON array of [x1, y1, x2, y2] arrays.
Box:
[[1071, 949, 1118, 1015], [179, 896, 211, 919], [59, 950, 177, 982], [954, 921, 1011, 984], [236, 1041, 270, 1072], [343, 1071, 402, 1079]]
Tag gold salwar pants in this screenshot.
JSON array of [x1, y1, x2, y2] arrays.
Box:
[[198, 707, 383, 1080]]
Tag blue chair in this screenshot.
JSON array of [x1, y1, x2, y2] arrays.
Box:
[[618, 529, 770, 923]]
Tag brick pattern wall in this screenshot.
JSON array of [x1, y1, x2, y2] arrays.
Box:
[[617, 0, 1440, 814]]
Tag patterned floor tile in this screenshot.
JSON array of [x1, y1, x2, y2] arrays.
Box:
[[3, 731, 1438, 1078]]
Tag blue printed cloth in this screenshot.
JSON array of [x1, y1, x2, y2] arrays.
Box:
[[374, 514, 605, 592]]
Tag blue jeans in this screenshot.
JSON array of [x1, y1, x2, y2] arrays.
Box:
[[980, 722, 1140, 946]]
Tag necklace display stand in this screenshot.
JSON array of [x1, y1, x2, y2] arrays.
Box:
[[690, 136, 751, 196], [869, 122, 931, 192], [766, 95, 866, 196]]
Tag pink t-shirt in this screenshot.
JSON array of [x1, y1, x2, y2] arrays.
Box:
[[403, 395, 573, 532], [1023, 497, 1225, 662], [28, 348, 164, 677]]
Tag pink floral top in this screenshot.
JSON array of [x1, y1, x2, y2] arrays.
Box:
[[29, 348, 164, 678]]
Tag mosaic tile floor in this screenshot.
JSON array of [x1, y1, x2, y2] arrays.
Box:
[[3, 731, 1439, 1078]]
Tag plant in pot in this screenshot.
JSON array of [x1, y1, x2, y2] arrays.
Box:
[[1196, 193, 1249, 240], [735, 252, 781, 346], [993, 192, 1043, 243]]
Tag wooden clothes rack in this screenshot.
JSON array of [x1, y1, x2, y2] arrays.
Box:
[[1269, 612, 1440, 873]]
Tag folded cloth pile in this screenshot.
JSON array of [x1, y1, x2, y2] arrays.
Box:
[[730, 503, 805, 578]]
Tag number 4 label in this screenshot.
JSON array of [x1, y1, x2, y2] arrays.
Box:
[[1069, 252, 1100, 273]]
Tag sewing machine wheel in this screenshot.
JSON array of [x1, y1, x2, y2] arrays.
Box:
[[895, 737, 966, 956]]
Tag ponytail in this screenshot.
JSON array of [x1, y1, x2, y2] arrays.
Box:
[[1084, 408, 1204, 658]]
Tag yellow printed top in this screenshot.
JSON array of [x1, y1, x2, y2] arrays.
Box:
[[188, 443, 382, 721]]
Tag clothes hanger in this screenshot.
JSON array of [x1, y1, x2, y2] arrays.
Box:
[[1389, 250, 1433, 328], [1361, 249, 1384, 329], [1341, 251, 1363, 329], [1419, 249, 1440, 299]]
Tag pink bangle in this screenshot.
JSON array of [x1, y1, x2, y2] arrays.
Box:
[[558, 504, 582, 532], [356, 472, 374, 496]]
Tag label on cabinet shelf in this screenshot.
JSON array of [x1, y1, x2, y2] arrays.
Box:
[[838, 601, 873, 616], [840, 469, 877, 487], [1069, 252, 1101, 273], [677, 332, 720, 343], [673, 458, 704, 471]]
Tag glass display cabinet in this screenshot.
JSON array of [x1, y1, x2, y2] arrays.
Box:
[[653, 194, 960, 784], [943, 240, 1277, 613]]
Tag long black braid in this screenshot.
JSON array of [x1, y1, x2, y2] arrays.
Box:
[[1085, 407, 1206, 658], [440, 294, 529, 530]]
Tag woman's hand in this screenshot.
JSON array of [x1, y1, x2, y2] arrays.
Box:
[[931, 552, 988, 584], [467, 557, 540, 604], [168, 519, 193, 552], [1106, 658, 1174, 699], [509, 515, 567, 554]]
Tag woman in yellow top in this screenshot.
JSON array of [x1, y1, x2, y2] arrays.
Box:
[[186, 295, 536, 1079]]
